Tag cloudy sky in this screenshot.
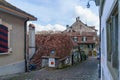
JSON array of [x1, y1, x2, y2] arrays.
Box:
[[6, 0, 99, 32]]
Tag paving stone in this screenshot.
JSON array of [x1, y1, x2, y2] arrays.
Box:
[[0, 57, 100, 80]]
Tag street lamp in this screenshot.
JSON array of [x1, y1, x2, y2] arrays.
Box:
[[87, 0, 95, 8], [87, 2, 90, 8]]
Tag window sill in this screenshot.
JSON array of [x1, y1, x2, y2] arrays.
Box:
[[0, 52, 12, 55]]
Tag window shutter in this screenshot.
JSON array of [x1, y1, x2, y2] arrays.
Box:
[[0, 24, 8, 53], [0, 19, 12, 54]]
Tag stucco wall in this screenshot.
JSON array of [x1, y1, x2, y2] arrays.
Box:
[[0, 11, 25, 75]]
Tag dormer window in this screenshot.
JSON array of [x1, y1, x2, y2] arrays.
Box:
[[73, 36, 78, 42], [82, 36, 87, 42]]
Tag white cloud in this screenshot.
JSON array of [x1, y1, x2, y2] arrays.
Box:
[[6, 0, 99, 33], [74, 6, 99, 30], [27, 22, 66, 32]]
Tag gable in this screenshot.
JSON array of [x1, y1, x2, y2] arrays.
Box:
[[70, 20, 96, 32]]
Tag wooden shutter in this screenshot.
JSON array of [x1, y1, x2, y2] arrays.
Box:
[[0, 24, 8, 53]]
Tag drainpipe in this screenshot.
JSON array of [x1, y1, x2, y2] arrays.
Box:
[[99, 15, 101, 79], [24, 18, 29, 72]]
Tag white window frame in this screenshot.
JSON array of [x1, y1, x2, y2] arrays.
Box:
[[82, 36, 87, 42], [0, 19, 12, 55], [73, 36, 78, 42]]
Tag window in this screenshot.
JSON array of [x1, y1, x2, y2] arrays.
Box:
[[73, 36, 78, 42], [107, 8, 118, 69], [106, 5, 118, 80], [80, 45, 83, 49], [82, 36, 87, 42], [88, 44, 93, 49], [0, 19, 12, 54], [93, 36, 96, 41]]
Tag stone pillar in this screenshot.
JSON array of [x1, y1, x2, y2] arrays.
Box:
[[29, 24, 35, 59]]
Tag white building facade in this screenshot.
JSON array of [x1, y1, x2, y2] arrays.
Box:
[[95, 0, 119, 80]]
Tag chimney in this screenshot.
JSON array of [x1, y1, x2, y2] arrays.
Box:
[[66, 25, 69, 28], [29, 24, 35, 59], [76, 17, 80, 22]]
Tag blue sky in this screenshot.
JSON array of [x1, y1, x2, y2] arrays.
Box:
[[6, 0, 99, 32]]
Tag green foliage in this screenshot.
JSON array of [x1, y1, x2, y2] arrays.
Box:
[[81, 52, 87, 61]]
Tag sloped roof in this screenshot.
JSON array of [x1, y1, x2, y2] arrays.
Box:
[[0, 0, 37, 20], [30, 34, 74, 68], [65, 18, 97, 33], [71, 20, 95, 32]]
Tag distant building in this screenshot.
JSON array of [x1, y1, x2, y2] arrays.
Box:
[[0, 0, 37, 76], [28, 18, 98, 69], [36, 30, 62, 34], [63, 17, 98, 56], [95, 0, 119, 80], [30, 33, 80, 69]]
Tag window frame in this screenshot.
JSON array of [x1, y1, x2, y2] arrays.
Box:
[[0, 19, 12, 55], [106, 4, 118, 80], [82, 36, 87, 42], [73, 36, 78, 42]]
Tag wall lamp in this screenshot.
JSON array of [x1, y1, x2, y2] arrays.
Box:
[[87, 0, 95, 8]]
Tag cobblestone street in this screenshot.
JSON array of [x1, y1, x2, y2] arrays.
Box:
[[0, 57, 99, 80]]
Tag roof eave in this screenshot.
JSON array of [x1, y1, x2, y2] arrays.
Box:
[[0, 5, 37, 21]]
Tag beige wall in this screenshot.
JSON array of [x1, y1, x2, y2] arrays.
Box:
[[0, 11, 25, 66]]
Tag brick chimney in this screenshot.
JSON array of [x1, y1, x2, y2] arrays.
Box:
[[29, 24, 35, 59]]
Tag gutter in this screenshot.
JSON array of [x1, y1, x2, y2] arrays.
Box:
[[24, 18, 29, 72], [0, 6, 37, 21]]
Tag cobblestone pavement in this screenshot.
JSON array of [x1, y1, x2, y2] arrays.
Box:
[[0, 57, 100, 80]]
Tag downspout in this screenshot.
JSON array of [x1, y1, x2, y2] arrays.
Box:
[[98, 15, 101, 79], [98, 1, 102, 78], [24, 17, 29, 72]]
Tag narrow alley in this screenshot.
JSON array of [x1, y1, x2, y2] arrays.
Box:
[[0, 57, 99, 80]]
